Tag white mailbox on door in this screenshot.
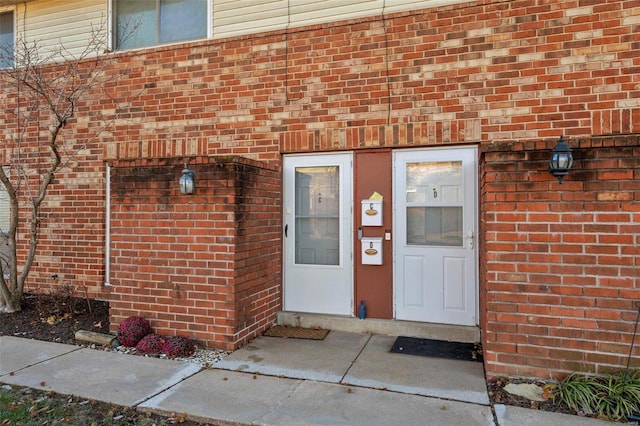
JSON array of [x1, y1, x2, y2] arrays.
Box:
[[361, 199, 383, 227], [361, 237, 383, 265]]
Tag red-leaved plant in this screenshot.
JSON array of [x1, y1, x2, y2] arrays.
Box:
[[117, 316, 153, 347], [163, 336, 195, 358], [135, 334, 165, 355]]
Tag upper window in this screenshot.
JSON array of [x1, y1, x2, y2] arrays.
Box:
[[0, 10, 14, 68], [114, 0, 207, 50]]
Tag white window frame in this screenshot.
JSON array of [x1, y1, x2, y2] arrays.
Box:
[[0, 6, 16, 68], [108, 0, 212, 51]]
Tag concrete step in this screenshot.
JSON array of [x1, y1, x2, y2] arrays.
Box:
[[277, 311, 481, 343]]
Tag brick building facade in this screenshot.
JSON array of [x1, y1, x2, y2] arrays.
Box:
[[1, 0, 638, 379]]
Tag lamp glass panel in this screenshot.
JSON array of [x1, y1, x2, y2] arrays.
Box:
[[179, 174, 193, 194], [557, 153, 569, 169]]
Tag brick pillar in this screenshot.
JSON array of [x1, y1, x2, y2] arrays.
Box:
[[108, 156, 281, 350], [482, 136, 640, 379]]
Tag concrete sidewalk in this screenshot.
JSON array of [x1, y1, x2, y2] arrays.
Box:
[[0, 334, 614, 425]]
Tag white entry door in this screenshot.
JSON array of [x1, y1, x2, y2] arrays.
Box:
[[283, 153, 353, 316], [394, 147, 478, 326]]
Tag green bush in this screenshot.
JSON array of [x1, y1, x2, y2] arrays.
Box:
[[553, 371, 640, 421]]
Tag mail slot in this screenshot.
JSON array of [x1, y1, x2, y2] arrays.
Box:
[[361, 199, 383, 226], [361, 237, 383, 265]]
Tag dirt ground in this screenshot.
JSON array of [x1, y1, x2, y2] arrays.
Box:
[[486, 377, 574, 415], [0, 293, 111, 343]]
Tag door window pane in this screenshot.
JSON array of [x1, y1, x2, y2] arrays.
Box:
[[407, 207, 462, 246], [0, 11, 14, 68], [295, 166, 340, 265], [406, 161, 462, 203], [114, 0, 206, 50], [406, 161, 463, 246]]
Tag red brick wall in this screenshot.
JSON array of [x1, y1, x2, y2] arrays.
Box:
[[482, 135, 640, 379], [1, 0, 638, 375], [229, 160, 283, 347], [0, 70, 106, 298], [108, 156, 281, 349], [101, 0, 637, 374], [104, 0, 639, 162]]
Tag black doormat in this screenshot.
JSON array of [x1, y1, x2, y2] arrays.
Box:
[[390, 336, 483, 362]]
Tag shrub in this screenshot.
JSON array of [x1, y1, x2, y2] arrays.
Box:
[[135, 334, 165, 355], [551, 371, 640, 421], [117, 316, 153, 347], [162, 336, 195, 358]]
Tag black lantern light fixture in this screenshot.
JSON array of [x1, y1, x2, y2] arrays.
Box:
[[179, 165, 195, 194], [549, 136, 573, 183]]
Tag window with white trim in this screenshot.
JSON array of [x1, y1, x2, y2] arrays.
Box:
[[0, 167, 8, 277], [0, 10, 14, 68], [113, 0, 207, 50], [0, 167, 9, 234]]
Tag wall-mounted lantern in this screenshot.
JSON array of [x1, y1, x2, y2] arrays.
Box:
[[549, 136, 573, 183], [179, 166, 195, 194]]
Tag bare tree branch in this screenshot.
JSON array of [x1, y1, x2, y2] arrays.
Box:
[[0, 17, 143, 312]]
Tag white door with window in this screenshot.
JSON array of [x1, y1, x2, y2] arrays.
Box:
[[283, 154, 353, 316], [394, 147, 478, 325]]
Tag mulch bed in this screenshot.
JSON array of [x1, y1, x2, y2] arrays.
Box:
[[0, 293, 110, 344], [487, 377, 575, 415]]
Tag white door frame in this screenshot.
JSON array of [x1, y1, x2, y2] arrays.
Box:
[[282, 153, 354, 316]]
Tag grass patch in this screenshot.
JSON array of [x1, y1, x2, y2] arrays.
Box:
[[0, 386, 84, 425], [0, 385, 203, 425]]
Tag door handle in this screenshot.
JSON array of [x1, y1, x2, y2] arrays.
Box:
[[466, 230, 474, 249], [285, 224, 288, 238]]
